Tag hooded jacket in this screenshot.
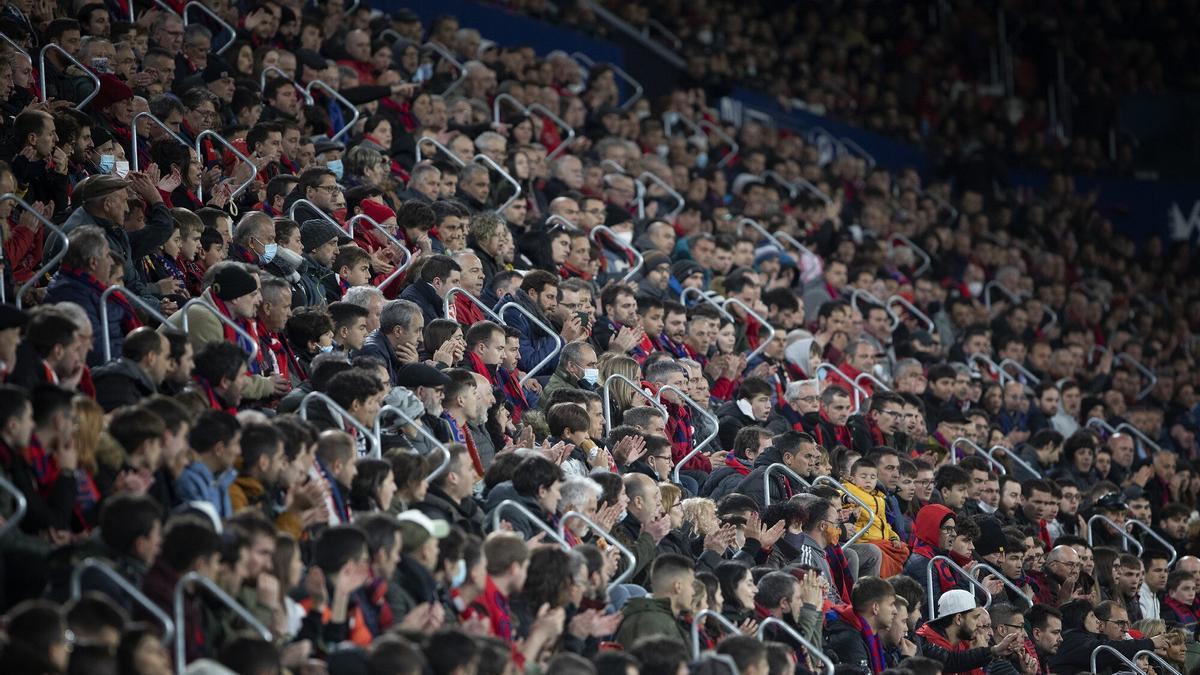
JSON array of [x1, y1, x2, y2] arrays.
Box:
[[700, 454, 754, 501], [903, 503, 957, 597], [92, 357, 157, 411], [613, 597, 687, 648], [716, 399, 760, 452]]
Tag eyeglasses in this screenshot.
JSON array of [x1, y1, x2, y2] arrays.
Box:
[[940, 526, 957, 535], [1103, 618, 1130, 629], [1000, 623, 1025, 630], [651, 455, 673, 462], [315, 184, 340, 193]]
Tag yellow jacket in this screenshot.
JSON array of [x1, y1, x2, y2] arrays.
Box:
[[841, 481, 899, 543]]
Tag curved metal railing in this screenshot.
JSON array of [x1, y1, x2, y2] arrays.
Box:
[[698, 120, 738, 169], [131, 111, 190, 172], [39, 44, 100, 109], [72, 558, 174, 640], [1127, 519, 1177, 566], [920, 189, 959, 220], [680, 287, 735, 322], [492, 93, 527, 122], [1086, 514, 1143, 554], [968, 352, 1005, 384], [444, 286, 505, 324], [1115, 353, 1157, 400], [590, 225, 644, 284], [179, 297, 260, 359], [4, 193, 65, 308], [99, 285, 170, 363], [424, 42, 467, 96], [654, 385, 718, 482], [999, 358, 1042, 386], [1115, 422, 1163, 456], [174, 571, 272, 673], [559, 511, 636, 586], [346, 213, 414, 291], [988, 445, 1044, 479], [528, 103, 577, 160], [854, 371, 891, 393], [0, 31, 30, 64], [637, 171, 685, 219], [1089, 645, 1144, 675], [950, 437, 985, 465], [757, 617, 834, 675], [926, 555, 993, 619], [298, 391, 381, 458], [1086, 417, 1118, 436], [259, 65, 313, 105], [489, 499, 570, 547], [374, 405, 448, 478], [545, 214, 580, 232], [814, 362, 869, 413], [849, 288, 900, 325], [762, 463, 811, 507], [723, 297, 775, 362], [886, 295, 936, 333], [1135, 649, 1182, 675], [195, 130, 255, 201], [474, 154, 521, 212], [690, 609, 741, 658], [983, 280, 1022, 313], [970, 561, 1032, 608], [308, 80, 359, 143], [498, 301, 562, 385], [572, 52, 643, 110], [839, 137, 877, 170], [0, 474, 27, 538], [288, 198, 349, 236], [602, 373, 667, 436], [739, 217, 818, 260], [182, 2, 235, 54], [887, 234, 931, 278], [813, 475, 873, 545], [415, 135, 465, 166]]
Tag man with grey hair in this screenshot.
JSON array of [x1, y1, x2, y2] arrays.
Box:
[[559, 476, 605, 539], [474, 131, 507, 164], [231, 212, 277, 267], [542, 340, 598, 404], [461, 60, 496, 100], [893, 358, 927, 395], [43, 225, 114, 365], [358, 298, 424, 385], [342, 285, 384, 333], [457, 163, 491, 211], [180, 23, 211, 75], [402, 162, 441, 203], [547, 154, 584, 199]]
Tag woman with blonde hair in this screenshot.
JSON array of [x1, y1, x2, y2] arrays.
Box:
[[599, 354, 641, 425], [71, 396, 106, 531], [680, 497, 721, 538]]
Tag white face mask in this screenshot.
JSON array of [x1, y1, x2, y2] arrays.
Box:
[[450, 559, 467, 589], [612, 229, 633, 243], [275, 247, 303, 268], [581, 368, 599, 385]]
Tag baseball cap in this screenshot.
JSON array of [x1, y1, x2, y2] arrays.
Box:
[[397, 510, 450, 539], [937, 589, 977, 617]]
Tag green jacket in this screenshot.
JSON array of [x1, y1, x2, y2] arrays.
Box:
[[614, 597, 687, 648], [540, 367, 586, 409]]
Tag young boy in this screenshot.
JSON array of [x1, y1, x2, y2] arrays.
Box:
[[934, 464, 972, 511], [140, 214, 191, 304], [843, 457, 910, 576], [333, 244, 373, 292]]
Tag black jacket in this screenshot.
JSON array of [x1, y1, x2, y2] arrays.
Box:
[[1047, 629, 1155, 675], [716, 400, 758, 453], [92, 358, 157, 412], [415, 486, 485, 538], [399, 280, 444, 325], [733, 446, 807, 511]]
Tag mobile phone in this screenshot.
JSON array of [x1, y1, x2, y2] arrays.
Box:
[[575, 311, 589, 325]]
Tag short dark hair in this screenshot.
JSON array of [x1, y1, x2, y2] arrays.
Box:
[[219, 637, 280, 675], [716, 635, 768, 674], [629, 636, 688, 675], [512, 455, 562, 498], [312, 525, 368, 575], [850, 575, 895, 613], [108, 406, 166, 455], [122, 326, 166, 362], [326, 369, 385, 411], [193, 341, 248, 386], [99, 494, 163, 556], [188, 409, 241, 454], [425, 629, 480, 675], [239, 423, 283, 470], [1027, 603, 1063, 632], [160, 516, 221, 570], [935, 464, 971, 490]]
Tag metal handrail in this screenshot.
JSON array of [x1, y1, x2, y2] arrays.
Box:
[[72, 558, 174, 641], [259, 65, 313, 105], [761, 170, 834, 204], [5, 193, 65, 308], [813, 475, 873, 545], [589, 225, 643, 284], [289, 198, 349, 237], [645, 18, 683, 50], [498, 301, 562, 386], [131, 111, 190, 172], [854, 371, 891, 393], [1114, 353, 1157, 400], [1089, 645, 1144, 675], [680, 287, 735, 322], [690, 609, 741, 658], [950, 437, 985, 464], [574, 55, 643, 110], [424, 42, 467, 96], [194, 130, 255, 201], [850, 288, 900, 325], [0, 474, 27, 539], [1115, 422, 1163, 456], [926, 555, 993, 620], [887, 234, 931, 278], [814, 362, 869, 413], [444, 286, 505, 324], [988, 445, 1043, 479], [839, 137, 876, 170], [970, 561, 1031, 608], [698, 120, 738, 169], [919, 189, 960, 220], [1087, 514, 1143, 554], [39, 44, 100, 109], [723, 297, 775, 362], [299, 391, 381, 458], [528, 103, 577, 161], [698, 654, 740, 675], [1135, 649, 1182, 675], [308, 79, 359, 142], [1127, 519, 1177, 566], [474, 154, 521, 212], [761, 169, 799, 198], [182, 2, 235, 54], [489, 499, 569, 547], [739, 217, 817, 260], [762, 463, 811, 507], [1041, 305, 1059, 332], [492, 92, 528, 122], [345, 213, 413, 292], [602, 373, 667, 436], [999, 358, 1042, 386], [757, 617, 834, 675], [637, 171, 685, 219], [1086, 417, 1118, 436], [600, 159, 627, 175], [886, 295, 936, 333], [99, 285, 170, 362], [415, 135, 466, 166], [559, 511, 636, 586], [983, 280, 1022, 313], [545, 215, 580, 232], [654, 385, 719, 482], [968, 352, 1004, 382], [374, 405, 448, 477], [809, 127, 846, 159], [0, 31, 30, 64], [178, 297, 259, 360], [174, 571, 271, 673]]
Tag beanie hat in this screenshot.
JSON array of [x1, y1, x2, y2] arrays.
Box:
[[974, 516, 1007, 558], [211, 265, 257, 301], [300, 219, 342, 252], [358, 198, 396, 227], [671, 259, 703, 282]]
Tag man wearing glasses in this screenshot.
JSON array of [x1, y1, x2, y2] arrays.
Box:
[[1026, 544, 1083, 606], [989, 603, 1041, 674], [903, 503, 959, 598]]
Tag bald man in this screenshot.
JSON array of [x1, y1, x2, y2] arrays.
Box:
[[1029, 544, 1082, 606], [611, 472, 671, 585], [469, 371, 496, 467], [548, 196, 581, 225]]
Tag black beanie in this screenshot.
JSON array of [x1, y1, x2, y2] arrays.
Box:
[[974, 515, 1007, 559], [211, 265, 257, 301]]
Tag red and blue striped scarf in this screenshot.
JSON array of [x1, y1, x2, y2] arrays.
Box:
[[59, 264, 142, 334], [208, 295, 261, 374], [826, 544, 855, 605], [826, 604, 887, 673]]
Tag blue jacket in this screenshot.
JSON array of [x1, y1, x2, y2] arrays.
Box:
[[399, 280, 444, 325], [358, 329, 401, 386], [498, 291, 560, 374], [43, 271, 128, 367], [175, 461, 236, 519]]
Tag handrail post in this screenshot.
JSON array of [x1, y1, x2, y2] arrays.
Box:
[[1086, 514, 1142, 554], [886, 295, 936, 333], [179, 297, 259, 360], [1086, 417, 1117, 435], [288, 198, 350, 237], [653, 385, 718, 481], [950, 437, 985, 465], [3, 193, 66, 308], [887, 234, 932, 277], [39, 44, 101, 109], [690, 609, 742, 658], [988, 444, 1042, 479], [299, 391, 381, 457], [72, 558, 175, 641], [492, 92, 529, 123], [698, 120, 739, 169], [723, 297, 776, 362], [195, 130, 256, 201], [131, 111, 190, 172], [813, 475, 873, 545], [528, 103, 577, 160], [443, 287, 505, 324], [182, 2, 236, 54], [260, 65, 313, 105], [558, 511, 636, 586], [0, 31, 31, 64], [679, 287, 735, 323], [815, 362, 869, 412], [925, 554, 993, 620], [589, 225, 644, 284], [1127, 519, 1176, 565], [1090, 644, 1145, 675], [174, 571, 272, 674], [1114, 353, 1158, 400], [1115, 422, 1164, 455], [0, 474, 27, 539], [602, 373, 668, 436], [497, 301, 563, 386], [415, 135, 466, 166], [762, 463, 812, 507], [346, 213, 414, 291], [99, 285, 170, 362], [473, 154, 522, 212], [308, 79, 360, 142], [970, 561, 1031, 608], [374, 405, 448, 474], [999, 358, 1042, 386], [756, 616, 835, 675], [637, 171, 685, 219], [423, 42, 467, 96], [488, 499, 569, 548], [854, 371, 891, 393]]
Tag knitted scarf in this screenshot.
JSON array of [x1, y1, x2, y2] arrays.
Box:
[[317, 458, 351, 523], [59, 264, 142, 334], [826, 544, 855, 604], [911, 539, 959, 595], [1164, 595, 1198, 627], [656, 333, 689, 359], [208, 295, 260, 373], [820, 409, 853, 447], [724, 454, 752, 476], [192, 375, 237, 414], [826, 604, 886, 674]]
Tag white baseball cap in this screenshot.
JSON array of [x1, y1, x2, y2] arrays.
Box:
[[937, 589, 977, 617], [397, 510, 450, 539]]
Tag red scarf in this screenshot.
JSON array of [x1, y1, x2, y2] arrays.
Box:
[[459, 421, 485, 477], [820, 409, 853, 448], [192, 375, 236, 413], [724, 454, 752, 476], [827, 605, 887, 674], [59, 264, 142, 334], [209, 295, 260, 372]]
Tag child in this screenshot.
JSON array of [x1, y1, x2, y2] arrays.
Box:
[[175, 210, 205, 297], [199, 227, 227, 272], [842, 456, 910, 576], [140, 217, 190, 305]]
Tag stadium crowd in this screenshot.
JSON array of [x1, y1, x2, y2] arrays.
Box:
[[0, 1, 1197, 675]]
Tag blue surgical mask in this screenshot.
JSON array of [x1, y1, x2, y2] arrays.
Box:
[[327, 159, 343, 180], [450, 559, 467, 589], [318, 344, 335, 353], [99, 154, 115, 173], [582, 368, 599, 386], [260, 242, 278, 264]]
